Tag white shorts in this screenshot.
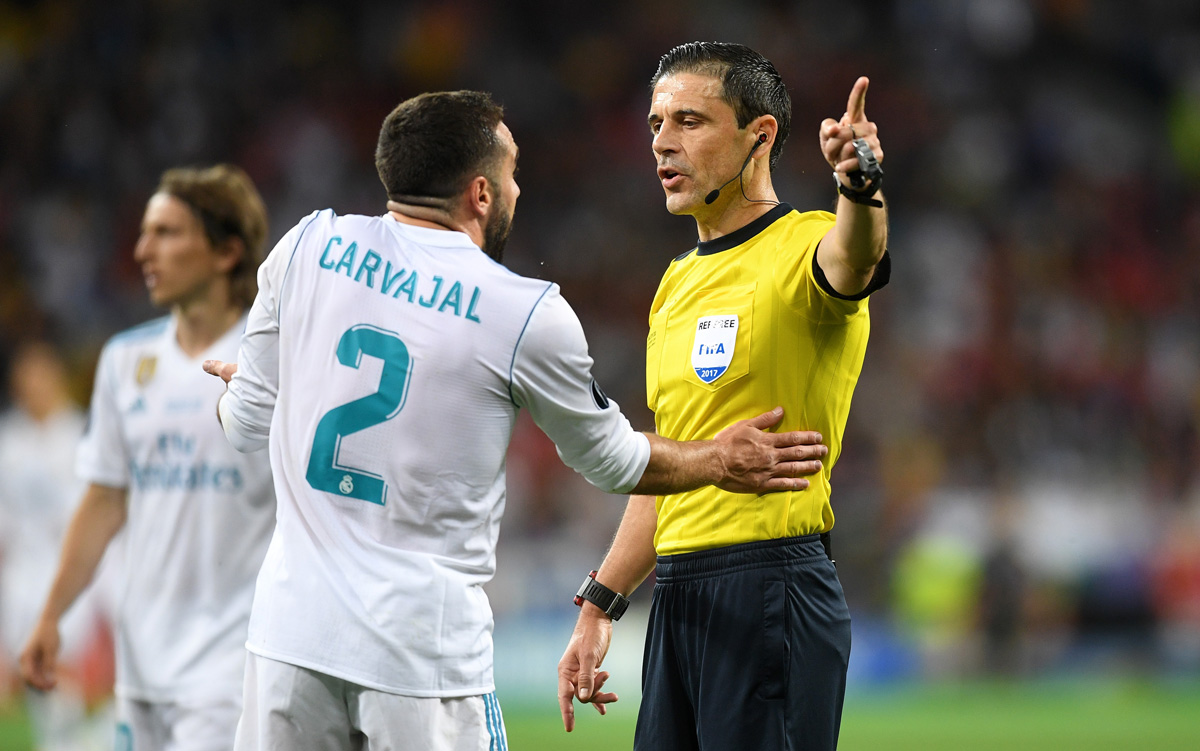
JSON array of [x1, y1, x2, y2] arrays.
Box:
[[24, 689, 113, 751], [234, 653, 508, 751], [114, 695, 241, 751]]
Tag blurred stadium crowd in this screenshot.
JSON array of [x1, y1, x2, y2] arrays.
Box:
[[2, 0, 1200, 687]]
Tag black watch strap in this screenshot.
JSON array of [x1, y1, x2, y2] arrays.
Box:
[[574, 570, 630, 621], [837, 178, 884, 207], [835, 171, 884, 208]]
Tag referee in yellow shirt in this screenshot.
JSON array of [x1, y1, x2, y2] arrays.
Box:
[[559, 42, 890, 750]]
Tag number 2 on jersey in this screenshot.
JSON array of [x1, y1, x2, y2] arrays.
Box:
[[306, 325, 411, 505]]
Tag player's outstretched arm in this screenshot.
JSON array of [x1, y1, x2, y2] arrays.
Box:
[[558, 494, 658, 731], [630, 407, 826, 496], [21, 483, 126, 691], [511, 294, 825, 495]]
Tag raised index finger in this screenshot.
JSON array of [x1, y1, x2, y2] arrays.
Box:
[[846, 76, 869, 123]]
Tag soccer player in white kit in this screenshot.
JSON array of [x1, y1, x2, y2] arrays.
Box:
[[21, 165, 277, 751], [0, 341, 114, 751], [209, 91, 827, 751]]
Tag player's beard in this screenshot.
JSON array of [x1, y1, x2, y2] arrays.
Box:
[[482, 199, 512, 263]]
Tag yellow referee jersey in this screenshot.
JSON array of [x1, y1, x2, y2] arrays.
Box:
[[647, 203, 889, 554]]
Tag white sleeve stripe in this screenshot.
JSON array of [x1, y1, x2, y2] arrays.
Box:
[[276, 209, 332, 318], [506, 282, 555, 408]]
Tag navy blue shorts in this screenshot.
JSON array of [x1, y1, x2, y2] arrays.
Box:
[[634, 534, 851, 751]]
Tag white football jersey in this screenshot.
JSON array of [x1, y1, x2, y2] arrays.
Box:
[[0, 406, 100, 660], [220, 210, 649, 696], [77, 315, 276, 703]]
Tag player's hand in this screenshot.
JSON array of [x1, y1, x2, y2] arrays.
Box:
[[202, 359, 238, 383], [820, 76, 884, 183], [712, 407, 827, 494], [19, 618, 62, 691], [557, 604, 618, 732]]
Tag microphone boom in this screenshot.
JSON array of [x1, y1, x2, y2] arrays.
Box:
[[704, 133, 767, 205]]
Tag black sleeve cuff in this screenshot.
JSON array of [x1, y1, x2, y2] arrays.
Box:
[[812, 245, 891, 301]]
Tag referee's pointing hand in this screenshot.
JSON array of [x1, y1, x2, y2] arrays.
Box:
[[820, 76, 884, 180]]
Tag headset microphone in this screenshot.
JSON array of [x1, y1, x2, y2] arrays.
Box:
[[704, 132, 768, 205]]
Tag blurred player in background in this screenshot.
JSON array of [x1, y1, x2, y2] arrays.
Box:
[[558, 42, 890, 750], [205, 89, 826, 751], [0, 341, 114, 751], [20, 165, 277, 751]]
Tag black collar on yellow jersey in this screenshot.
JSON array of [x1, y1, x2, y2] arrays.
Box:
[[691, 202, 794, 257]]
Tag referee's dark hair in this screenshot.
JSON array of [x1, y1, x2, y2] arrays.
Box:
[[158, 164, 268, 310], [651, 42, 791, 172], [376, 91, 506, 203]]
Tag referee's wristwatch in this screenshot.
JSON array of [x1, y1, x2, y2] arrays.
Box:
[[574, 570, 630, 621]]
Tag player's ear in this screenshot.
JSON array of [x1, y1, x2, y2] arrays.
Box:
[[465, 175, 491, 219], [213, 236, 245, 274]]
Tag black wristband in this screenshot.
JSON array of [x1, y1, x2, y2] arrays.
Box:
[[835, 172, 884, 208], [574, 570, 630, 621]]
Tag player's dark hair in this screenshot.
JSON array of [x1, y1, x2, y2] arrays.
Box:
[[652, 42, 791, 171], [375, 91, 506, 203], [157, 164, 269, 310]]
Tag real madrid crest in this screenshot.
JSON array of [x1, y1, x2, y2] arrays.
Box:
[[691, 314, 738, 384], [135, 356, 157, 386]]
